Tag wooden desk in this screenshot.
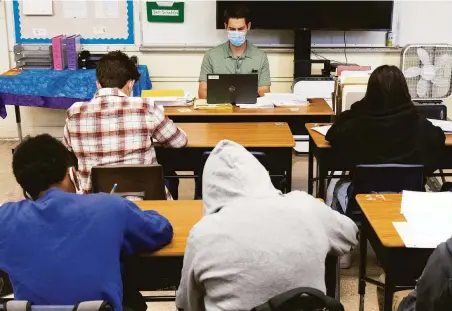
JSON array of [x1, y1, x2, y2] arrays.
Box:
[[305, 123, 452, 198], [137, 200, 203, 257], [177, 122, 295, 148], [135, 199, 338, 299], [164, 99, 333, 136], [156, 122, 295, 192], [355, 194, 434, 311]]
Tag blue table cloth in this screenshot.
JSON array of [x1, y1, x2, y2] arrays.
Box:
[[0, 65, 151, 119]]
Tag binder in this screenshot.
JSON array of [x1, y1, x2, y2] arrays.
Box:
[[66, 35, 81, 70], [52, 35, 67, 70]]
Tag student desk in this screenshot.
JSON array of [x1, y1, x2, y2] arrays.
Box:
[[356, 194, 434, 311], [305, 123, 452, 199], [155, 122, 295, 192], [163, 98, 333, 136], [134, 200, 338, 300]]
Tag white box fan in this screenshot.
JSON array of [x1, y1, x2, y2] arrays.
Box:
[[401, 44, 452, 101]]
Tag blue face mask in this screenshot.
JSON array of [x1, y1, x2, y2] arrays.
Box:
[[228, 31, 247, 47]]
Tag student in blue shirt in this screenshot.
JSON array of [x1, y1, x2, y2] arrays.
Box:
[[0, 134, 173, 311]]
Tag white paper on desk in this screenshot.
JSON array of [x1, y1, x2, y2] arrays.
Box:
[[95, 0, 119, 18], [393, 222, 449, 248], [401, 191, 452, 226], [264, 93, 309, 107], [427, 119, 452, 133], [311, 125, 332, 136], [63, 0, 87, 19], [237, 97, 274, 109], [152, 97, 193, 107]]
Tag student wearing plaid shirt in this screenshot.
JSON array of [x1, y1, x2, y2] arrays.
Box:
[[63, 51, 187, 199]]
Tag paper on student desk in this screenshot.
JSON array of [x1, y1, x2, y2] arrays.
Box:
[[395, 191, 452, 248], [401, 191, 452, 226], [393, 222, 450, 248], [311, 125, 332, 136], [427, 119, 452, 132]]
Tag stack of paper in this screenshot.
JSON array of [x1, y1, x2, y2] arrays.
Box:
[[427, 119, 452, 132], [149, 96, 194, 107], [394, 191, 452, 248], [311, 125, 332, 136], [194, 99, 233, 111], [263, 93, 309, 107], [237, 97, 274, 109]]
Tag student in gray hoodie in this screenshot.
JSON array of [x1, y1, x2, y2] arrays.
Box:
[[176, 140, 359, 311]]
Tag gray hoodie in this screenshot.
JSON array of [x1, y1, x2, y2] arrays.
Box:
[[176, 140, 358, 311]]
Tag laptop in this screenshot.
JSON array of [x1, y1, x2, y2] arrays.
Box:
[[207, 74, 258, 105]]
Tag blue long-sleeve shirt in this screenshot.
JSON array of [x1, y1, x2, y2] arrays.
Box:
[[0, 188, 173, 311]]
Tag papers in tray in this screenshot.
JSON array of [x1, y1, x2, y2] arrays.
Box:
[[311, 125, 332, 136], [427, 119, 452, 132], [394, 191, 452, 248]]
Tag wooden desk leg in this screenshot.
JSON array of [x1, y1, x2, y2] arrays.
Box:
[[308, 138, 314, 195], [358, 230, 368, 311], [318, 160, 328, 200]]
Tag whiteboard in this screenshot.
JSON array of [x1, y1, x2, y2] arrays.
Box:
[[12, 0, 134, 44], [396, 1, 452, 46], [141, 1, 388, 48]]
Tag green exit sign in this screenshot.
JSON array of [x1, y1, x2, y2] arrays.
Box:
[[147, 2, 184, 23]]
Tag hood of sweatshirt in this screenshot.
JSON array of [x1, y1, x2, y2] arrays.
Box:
[[202, 140, 282, 215]]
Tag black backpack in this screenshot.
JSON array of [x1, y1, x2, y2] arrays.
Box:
[[251, 288, 344, 311]]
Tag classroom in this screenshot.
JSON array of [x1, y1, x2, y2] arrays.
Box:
[[1, 1, 452, 311]]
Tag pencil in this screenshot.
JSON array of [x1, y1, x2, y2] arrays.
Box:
[[110, 183, 117, 194]]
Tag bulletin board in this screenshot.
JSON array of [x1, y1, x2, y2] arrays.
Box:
[[13, 0, 134, 44]]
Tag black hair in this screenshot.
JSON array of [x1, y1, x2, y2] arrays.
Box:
[[96, 51, 140, 89], [364, 65, 412, 110], [12, 134, 77, 200], [223, 3, 250, 25]]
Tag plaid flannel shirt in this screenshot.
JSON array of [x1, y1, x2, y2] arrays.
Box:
[[63, 88, 187, 199]]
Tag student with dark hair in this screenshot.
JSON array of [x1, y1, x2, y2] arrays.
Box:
[[64, 51, 187, 198], [198, 3, 271, 99], [325, 65, 445, 268], [0, 134, 173, 311]]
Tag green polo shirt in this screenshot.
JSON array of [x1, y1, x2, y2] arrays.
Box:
[[199, 41, 271, 87]]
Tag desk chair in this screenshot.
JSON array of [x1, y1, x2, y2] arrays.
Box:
[[1, 301, 111, 311], [251, 287, 344, 311], [346, 164, 425, 223], [91, 165, 166, 200], [195, 151, 274, 199], [347, 164, 425, 311]]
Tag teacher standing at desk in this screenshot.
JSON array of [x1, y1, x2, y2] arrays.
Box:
[[198, 3, 271, 99]]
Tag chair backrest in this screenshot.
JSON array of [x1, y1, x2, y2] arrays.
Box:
[[251, 287, 344, 311], [91, 165, 166, 200], [347, 164, 425, 219], [2, 301, 112, 311], [415, 104, 447, 120]]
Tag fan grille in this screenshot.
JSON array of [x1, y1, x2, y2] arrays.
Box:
[[402, 45, 452, 100]]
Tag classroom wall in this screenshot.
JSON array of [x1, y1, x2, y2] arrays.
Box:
[[0, 2, 449, 139]]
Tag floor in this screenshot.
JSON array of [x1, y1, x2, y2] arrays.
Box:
[[0, 140, 383, 311]]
